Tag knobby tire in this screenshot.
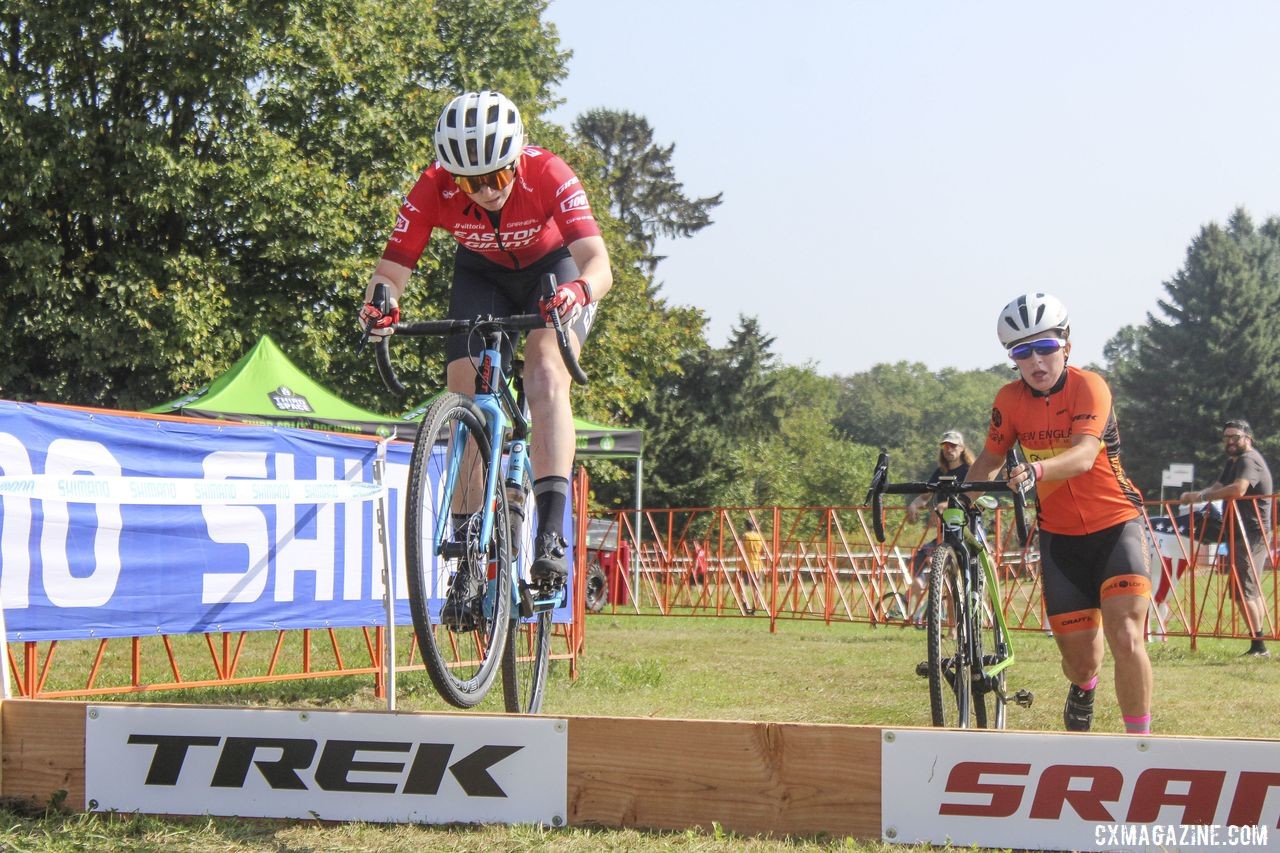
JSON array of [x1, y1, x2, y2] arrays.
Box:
[[971, 577, 1007, 730], [927, 544, 971, 728], [502, 610, 552, 714], [405, 392, 512, 708]]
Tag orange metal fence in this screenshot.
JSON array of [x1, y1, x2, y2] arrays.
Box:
[[3, 467, 591, 699], [585, 496, 1278, 645]]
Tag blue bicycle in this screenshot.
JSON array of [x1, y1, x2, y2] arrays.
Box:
[[370, 274, 586, 711]]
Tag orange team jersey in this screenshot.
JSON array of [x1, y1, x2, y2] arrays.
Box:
[[983, 365, 1143, 536], [381, 146, 601, 271]]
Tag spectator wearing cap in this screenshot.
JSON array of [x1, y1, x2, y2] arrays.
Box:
[[1179, 418, 1273, 656], [906, 431, 976, 523]]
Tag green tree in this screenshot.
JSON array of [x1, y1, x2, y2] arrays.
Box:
[[626, 315, 887, 510], [626, 327, 728, 510], [572, 109, 722, 272], [834, 362, 1008, 482], [723, 366, 879, 508], [1107, 208, 1280, 494], [0, 0, 573, 410]]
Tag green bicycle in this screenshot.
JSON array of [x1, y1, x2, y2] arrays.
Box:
[[867, 450, 1035, 728]]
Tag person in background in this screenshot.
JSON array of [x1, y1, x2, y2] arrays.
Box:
[[691, 542, 708, 587], [740, 520, 766, 615], [905, 430, 976, 523], [359, 90, 612, 625], [1178, 418, 1272, 657], [967, 292, 1153, 735]]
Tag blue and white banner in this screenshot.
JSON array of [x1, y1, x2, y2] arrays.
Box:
[[0, 401, 571, 641]]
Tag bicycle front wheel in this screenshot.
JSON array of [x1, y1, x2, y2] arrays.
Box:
[[927, 544, 972, 727], [405, 392, 513, 709], [502, 611, 552, 714]]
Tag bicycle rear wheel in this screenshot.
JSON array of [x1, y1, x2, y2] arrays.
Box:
[[879, 591, 908, 622], [502, 610, 552, 713], [972, 588, 1008, 729], [926, 544, 972, 727], [405, 392, 513, 709]]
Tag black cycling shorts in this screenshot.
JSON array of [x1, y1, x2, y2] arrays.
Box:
[[1040, 518, 1151, 621], [447, 247, 597, 364]]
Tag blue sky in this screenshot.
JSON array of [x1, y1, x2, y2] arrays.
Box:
[[544, 1, 1280, 375]]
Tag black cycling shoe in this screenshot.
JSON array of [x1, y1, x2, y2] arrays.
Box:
[[530, 532, 568, 585], [440, 562, 484, 632], [1063, 683, 1095, 732]]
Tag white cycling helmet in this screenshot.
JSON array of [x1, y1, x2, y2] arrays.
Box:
[[433, 90, 524, 176], [996, 293, 1070, 347]]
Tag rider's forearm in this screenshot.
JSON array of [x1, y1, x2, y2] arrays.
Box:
[[365, 260, 412, 304], [967, 449, 1004, 485], [1036, 435, 1101, 482], [568, 236, 613, 302]]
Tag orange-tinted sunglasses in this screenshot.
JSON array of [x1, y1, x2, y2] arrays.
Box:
[[452, 165, 516, 194]]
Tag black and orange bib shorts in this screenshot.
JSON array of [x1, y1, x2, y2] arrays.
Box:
[[1041, 518, 1151, 635]]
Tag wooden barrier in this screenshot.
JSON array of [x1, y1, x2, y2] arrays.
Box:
[[4, 699, 1279, 848], [0, 699, 881, 838]]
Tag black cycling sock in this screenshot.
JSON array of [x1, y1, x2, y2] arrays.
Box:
[[533, 476, 569, 538]]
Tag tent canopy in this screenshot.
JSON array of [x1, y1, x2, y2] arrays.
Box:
[[572, 416, 642, 459], [149, 335, 403, 437]]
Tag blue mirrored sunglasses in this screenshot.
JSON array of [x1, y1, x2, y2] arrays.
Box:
[[1008, 338, 1065, 360]]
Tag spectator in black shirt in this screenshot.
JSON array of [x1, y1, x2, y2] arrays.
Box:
[[906, 430, 975, 524], [1179, 419, 1273, 656]]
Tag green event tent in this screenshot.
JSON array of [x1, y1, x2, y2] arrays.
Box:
[[148, 335, 405, 437]]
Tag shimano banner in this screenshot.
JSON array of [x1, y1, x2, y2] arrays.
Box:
[[0, 402, 570, 641]]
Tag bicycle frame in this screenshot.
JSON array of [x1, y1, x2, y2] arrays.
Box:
[[940, 502, 1016, 683], [433, 332, 557, 614], [432, 335, 524, 560]]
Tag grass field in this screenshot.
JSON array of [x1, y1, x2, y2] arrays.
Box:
[[3, 614, 1277, 851]]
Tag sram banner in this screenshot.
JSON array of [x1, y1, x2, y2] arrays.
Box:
[[882, 729, 1279, 852], [85, 705, 567, 825]]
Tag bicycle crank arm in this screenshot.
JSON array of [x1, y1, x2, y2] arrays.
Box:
[[517, 582, 535, 619]]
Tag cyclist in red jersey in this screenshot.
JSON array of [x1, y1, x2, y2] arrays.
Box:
[[967, 293, 1153, 735], [359, 90, 613, 596]]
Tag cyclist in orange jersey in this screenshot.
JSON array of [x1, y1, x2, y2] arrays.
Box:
[[966, 293, 1153, 735]]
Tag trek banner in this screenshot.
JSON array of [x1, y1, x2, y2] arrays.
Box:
[[0, 401, 570, 641]]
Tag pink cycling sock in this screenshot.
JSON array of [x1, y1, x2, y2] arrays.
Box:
[[1076, 675, 1098, 692], [1123, 714, 1151, 734]]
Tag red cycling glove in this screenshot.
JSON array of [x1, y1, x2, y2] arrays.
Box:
[[359, 302, 400, 338], [539, 278, 592, 326]]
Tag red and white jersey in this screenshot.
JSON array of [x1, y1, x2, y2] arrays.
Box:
[[380, 146, 601, 270]]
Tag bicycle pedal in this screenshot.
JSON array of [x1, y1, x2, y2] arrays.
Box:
[[441, 541, 468, 559], [915, 661, 930, 678], [518, 583, 534, 619], [1014, 689, 1034, 708], [981, 654, 1002, 667]]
